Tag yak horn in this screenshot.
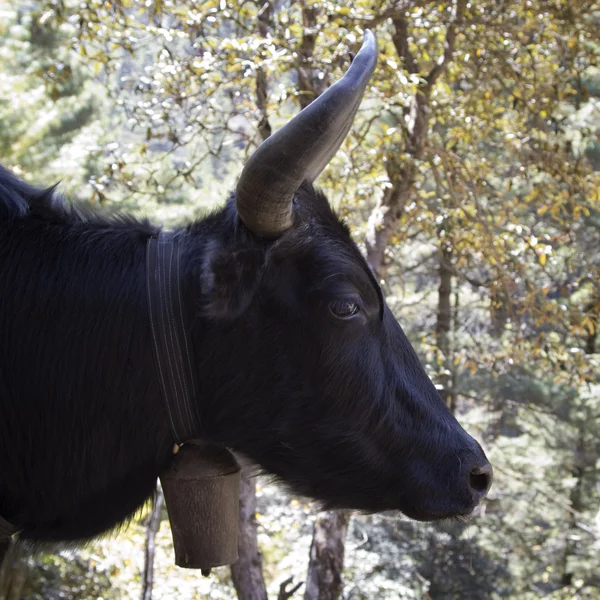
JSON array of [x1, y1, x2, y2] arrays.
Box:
[[236, 30, 378, 237]]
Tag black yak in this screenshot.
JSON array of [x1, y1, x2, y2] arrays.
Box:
[[0, 31, 491, 546]]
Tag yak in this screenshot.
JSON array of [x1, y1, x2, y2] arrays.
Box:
[[0, 31, 492, 548]]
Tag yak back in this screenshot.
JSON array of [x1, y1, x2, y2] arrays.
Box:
[[0, 166, 174, 543]]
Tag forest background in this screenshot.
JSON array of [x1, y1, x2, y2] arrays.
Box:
[[0, 0, 599, 598]]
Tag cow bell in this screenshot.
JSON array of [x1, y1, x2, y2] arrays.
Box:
[[160, 442, 241, 572]]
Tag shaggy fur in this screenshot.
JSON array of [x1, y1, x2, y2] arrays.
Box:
[[0, 165, 490, 545]]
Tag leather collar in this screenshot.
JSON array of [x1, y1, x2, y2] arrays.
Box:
[[146, 230, 202, 445]]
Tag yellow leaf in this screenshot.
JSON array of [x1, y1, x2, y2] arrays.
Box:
[[581, 317, 596, 335]]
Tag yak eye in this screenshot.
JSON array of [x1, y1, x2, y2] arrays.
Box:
[[329, 299, 360, 319]]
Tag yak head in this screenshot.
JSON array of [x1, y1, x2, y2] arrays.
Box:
[[191, 31, 492, 521]]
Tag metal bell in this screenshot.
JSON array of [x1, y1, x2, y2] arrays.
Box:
[[160, 443, 241, 571]]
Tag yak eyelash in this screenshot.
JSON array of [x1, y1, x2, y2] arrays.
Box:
[[329, 299, 360, 319]]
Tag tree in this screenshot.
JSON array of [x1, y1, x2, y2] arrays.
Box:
[[304, 511, 350, 600], [140, 486, 164, 600], [0, 1, 104, 192], [231, 470, 269, 600]]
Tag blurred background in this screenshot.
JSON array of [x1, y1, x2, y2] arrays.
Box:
[[0, 0, 598, 598]]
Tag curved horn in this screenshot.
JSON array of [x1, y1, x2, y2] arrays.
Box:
[[236, 30, 378, 237]]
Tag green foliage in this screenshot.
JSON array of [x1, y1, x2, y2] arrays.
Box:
[[0, 2, 107, 193]]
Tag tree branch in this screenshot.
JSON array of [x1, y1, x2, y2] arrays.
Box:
[[353, 0, 431, 28], [425, 0, 466, 89], [278, 576, 304, 600], [141, 485, 163, 600], [391, 15, 419, 74], [255, 1, 272, 141]]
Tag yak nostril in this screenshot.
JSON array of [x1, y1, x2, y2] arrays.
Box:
[[469, 463, 493, 494], [469, 471, 489, 492]]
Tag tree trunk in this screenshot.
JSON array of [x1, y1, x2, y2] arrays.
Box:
[[141, 485, 164, 600], [0, 539, 26, 600], [303, 510, 351, 600], [296, 3, 322, 110], [254, 1, 272, 141], [230, 470, 268, 600], [560, 429, 587, 587], [366, 165, 416, 276], [436, 244, 455, 411], [0, 541, 8, 574], [0, 540, 9, 599], [561, 303, 598, 585]]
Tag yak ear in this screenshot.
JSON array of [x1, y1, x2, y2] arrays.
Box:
[[199, 244, 265, 319]]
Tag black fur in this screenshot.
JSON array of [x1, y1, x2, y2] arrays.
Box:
[[0, 165, 490, 546]]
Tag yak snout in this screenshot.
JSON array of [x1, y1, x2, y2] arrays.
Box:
[[399, 433, 494, 521], [454, 440, 493, 514]]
